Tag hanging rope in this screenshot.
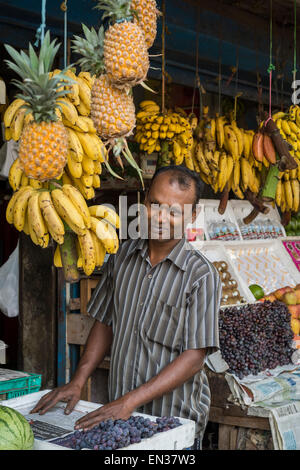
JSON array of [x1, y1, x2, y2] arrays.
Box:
[[161, 0, 166, 114], [34, 0, 47, 47], [61, 1, 68, 68], [293, 0, 297, 100], [265, 0, 276, 125]]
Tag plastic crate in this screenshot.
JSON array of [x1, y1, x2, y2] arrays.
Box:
[[0, 372, 42, 401]]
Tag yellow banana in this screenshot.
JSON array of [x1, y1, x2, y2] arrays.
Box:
[[8, 158, 23, 191], [78, 71, 94, 88], [67, 128, 84, 162], [39, 191, 65, 244], [75, 131, 105, 161], [51, 189, 87, 236], [79, 116, 96, 133], [90, 216, 119, 254], [216, 116, 225, 148], [281, 119, 291, 136], [27, 191, 49, 239], [90, 230, 106, 268], [29, 178, 43, 189], [72, 177, 95, 200], [81, 155, 95, 175], [92, 174, 101, 188], [76, 100, 90, 116], [81, 173, 93, 187], [78, 230, 96, 276], [291, 179, 300, 212], [272, 111, 286, 121], [224, 125, 239, 160], [10, 108, 26, 141], [241, 158, 251, 190], [231, 121, 244, 155], [284, 180, 293, 211], [217, 152, 228, 192], [5, 186, 29, 225], [3, 99, 25, 127], [275, 180, 282, 207], [93, 160, 102, 175], [57, 98, 79, 125], [67, 152, 83, 179], [76, 76, 92, 109], [63, 116, 89, 133], [13, 186, 35, 231], [54, 244, 63, 268], [62, 184, 91, 228]]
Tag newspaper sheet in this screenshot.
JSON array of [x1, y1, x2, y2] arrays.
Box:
[[224, 365, 300, 449]]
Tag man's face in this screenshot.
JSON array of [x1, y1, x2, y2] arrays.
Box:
[[144, 172, 197, 241]]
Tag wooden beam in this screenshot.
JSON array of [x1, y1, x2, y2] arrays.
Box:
[[18, 233, 57, 389]]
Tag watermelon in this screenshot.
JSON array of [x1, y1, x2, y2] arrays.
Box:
[[0, 406, 34, 450]]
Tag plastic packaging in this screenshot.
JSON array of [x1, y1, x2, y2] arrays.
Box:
[[0, 243, 19, 317]]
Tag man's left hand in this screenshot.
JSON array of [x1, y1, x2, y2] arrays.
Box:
[[74, 396, 134, 431]]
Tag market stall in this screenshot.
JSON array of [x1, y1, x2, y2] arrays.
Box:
[[1, 0, 300, 453]]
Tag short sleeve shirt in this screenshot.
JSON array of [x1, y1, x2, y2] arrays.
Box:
[[87, 237, 221, 439]]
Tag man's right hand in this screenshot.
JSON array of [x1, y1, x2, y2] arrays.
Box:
[[30, 382, 82, 416]]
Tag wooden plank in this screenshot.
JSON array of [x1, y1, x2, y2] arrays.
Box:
[[67, 313, 94, 345], [209, 406, 270, 431]]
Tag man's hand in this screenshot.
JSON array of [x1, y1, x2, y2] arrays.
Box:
[[30, 382, 82, 416], [74, 396, 134, 431]]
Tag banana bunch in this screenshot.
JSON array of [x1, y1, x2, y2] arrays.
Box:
[[134, 101, 194, 168], [272, 106, 300, 158], [53, 204, 120, 276], [275, 166, 300, 213], [6, 182, 120, 268]]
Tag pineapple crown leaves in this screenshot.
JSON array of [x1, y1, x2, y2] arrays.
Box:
[[4, 31, 76, 122], [71, 24, 106, 76], [94, 0, 137, 23]]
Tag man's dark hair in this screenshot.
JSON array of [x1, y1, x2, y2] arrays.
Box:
[[148, 165, 204, 209]]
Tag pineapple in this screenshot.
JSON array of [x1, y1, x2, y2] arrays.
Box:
[[95, 0, 149, 88], [131, 0, 159, 49], [71, 25, 136, 140], [4, 32, 71, 181]]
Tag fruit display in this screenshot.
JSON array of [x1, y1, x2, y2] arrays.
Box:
[[213, 261, 246, 306], [50, 415, 181, 450], [259, 284, 300, 336], [0, 405, 34, 450], [134, 101, 194, 166], [219, 301, 295, 379]]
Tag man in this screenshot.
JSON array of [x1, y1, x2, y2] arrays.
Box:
[[31, 165, 221, 449]]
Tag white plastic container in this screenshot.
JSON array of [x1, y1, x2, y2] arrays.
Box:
[[224, 239, 300, 297], [230, 200, 286, 240], [1, 391, 195, 451], [202, 199, 242, 241]]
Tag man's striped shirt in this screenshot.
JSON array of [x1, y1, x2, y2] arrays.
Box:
[[87, 237, 221, 439]]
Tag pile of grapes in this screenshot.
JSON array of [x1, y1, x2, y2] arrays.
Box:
[[51, 415, 182, 450], [219, 300, 295, 379]]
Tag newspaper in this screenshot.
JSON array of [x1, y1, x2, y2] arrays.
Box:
[[225, 365, 300, 450]]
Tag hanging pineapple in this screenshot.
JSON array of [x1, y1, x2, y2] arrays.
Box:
[[71, 25, 136, 141], [95, 0, 150, 89], [4, 32, 71, 181], [131, 0, 159, 49]]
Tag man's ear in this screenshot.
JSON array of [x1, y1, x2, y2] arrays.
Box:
[[192, 204, 201, 224]]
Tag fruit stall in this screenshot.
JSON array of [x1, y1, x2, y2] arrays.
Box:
[[1, 0, 300, 452]]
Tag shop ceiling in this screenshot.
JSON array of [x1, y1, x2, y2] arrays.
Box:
[[0, 0, 299, 105]]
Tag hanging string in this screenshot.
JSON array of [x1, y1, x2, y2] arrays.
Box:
[[191, 29, 199, 114], [265, 0, 275, 125], [218, 2, 223, 115], [161, 0, 166, 114], [61, 1, 68, 68], [34, 0, 47, 47], [293, 0, 297, 100]]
